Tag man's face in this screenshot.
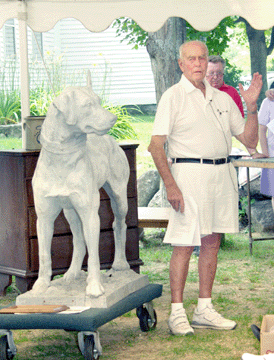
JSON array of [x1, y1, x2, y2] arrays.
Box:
[[178, 43, 208, 85], [206, 62, 224, 89]]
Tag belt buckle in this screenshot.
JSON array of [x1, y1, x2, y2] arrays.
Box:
[[213, 158, 216, 165]]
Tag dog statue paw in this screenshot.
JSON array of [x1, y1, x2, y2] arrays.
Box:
[[63, 269, 82, 282], [86, 279, 105, 298], [111, 260, 130, 272], [31, 278, 51, 294]]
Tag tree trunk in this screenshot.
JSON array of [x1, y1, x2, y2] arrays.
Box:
[[146, 17, 186, 104], [146, 18, 186, 206], [245, 21, 268, 108]]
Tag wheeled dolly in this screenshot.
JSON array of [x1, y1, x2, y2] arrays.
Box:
[[0, 283, 162, 360]]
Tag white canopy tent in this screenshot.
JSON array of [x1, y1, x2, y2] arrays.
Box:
[[0, 0, 274, 148]]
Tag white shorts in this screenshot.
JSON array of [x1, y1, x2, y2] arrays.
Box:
[[163, 162, 239, 246]]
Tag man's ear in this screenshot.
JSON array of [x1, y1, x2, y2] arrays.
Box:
[[178, 58, 184, 72]]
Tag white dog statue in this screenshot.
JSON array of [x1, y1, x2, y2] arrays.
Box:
[[31, 80, 130, 298]]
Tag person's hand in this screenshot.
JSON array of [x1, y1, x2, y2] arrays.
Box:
[[251, 152, 268, 159], [266, 89, 274, 101], [239, 72, 263, 107], [166, 184, 185, 213]]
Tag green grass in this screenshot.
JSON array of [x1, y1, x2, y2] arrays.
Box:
[[130, 115, 156, 176], [3, 232, 273, 360], [0, 137, 22, 150]]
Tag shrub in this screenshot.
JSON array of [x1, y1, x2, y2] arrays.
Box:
[[106, 104, 137, 140], [29, 86, 57, 116], [0, 90, 21, 125], [0, 88, 137, 141]]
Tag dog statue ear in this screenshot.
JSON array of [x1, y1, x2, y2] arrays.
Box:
[[52, 93, 77, 125], [87, 70, 92, 89]]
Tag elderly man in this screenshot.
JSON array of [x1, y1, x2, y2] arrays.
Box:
[[148, 40, 262, 336]]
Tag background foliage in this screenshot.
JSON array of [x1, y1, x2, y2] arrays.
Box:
[[0, 56, 137, 140]]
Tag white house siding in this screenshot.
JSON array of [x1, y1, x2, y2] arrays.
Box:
[[0, 19, 20, 91], [0, 18, 156, 106], [53, 18, 156, 105]]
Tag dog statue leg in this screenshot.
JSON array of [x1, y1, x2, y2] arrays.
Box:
[[63, 208, 86, 282], [32, 207, 60, 293], [78, 198, 105, 298], [105, 185, 130, 271], [112, 214, 130, 271]]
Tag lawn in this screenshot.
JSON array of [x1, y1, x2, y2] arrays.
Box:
[[0, 232, 273, 360], [0, 137, 22, 150], [130, 115, 156, 176]]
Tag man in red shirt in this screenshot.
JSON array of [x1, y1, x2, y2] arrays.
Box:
[[206, 55, 245, 118]]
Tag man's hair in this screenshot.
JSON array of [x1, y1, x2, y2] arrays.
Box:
[[208, 55, 226, 69], [179, 40, 208, 59]]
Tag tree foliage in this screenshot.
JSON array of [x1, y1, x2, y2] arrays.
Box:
[[236, 18, 274, 105], [224, 64, 243, 89], [185, 17, 236, 55], [113, 17, 236, 56], [113, 18, 148, 49]]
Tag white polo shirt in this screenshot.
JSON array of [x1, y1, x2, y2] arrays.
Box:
[[152, 74, 245, 159]]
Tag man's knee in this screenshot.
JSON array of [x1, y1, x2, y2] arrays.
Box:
[[171, 246, 193, 263]]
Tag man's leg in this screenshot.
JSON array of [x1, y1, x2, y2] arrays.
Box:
[[192, 233, 237, 330], [198, 233, 221, 298], [170, 246, 193, 303], [168, 246, 194, 336]]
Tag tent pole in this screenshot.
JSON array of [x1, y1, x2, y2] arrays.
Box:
[[18, 1, 30, 150]]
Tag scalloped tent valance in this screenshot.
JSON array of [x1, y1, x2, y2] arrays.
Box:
[[0, 0, 274, 32]]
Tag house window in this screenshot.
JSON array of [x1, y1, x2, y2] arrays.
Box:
[[32, 32, 43, 61], [4, 19, 16, 58]]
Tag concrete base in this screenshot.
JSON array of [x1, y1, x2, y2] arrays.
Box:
[[16, 270, 149, 308]]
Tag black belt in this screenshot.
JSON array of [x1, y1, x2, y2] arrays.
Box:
[[171, 157, 231, 165]]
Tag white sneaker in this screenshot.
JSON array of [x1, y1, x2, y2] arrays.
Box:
[[241, 354, 274, 360], [168, 307, 194, 336], [191, 303, 237, 330]]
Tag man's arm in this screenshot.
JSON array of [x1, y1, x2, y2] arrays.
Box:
[[148, 135, 184, 213], [236, 72, 263, 148], [259, 124, 269, 157]]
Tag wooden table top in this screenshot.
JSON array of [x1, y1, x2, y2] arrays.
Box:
[[138, 207, 170, 228], [232, 157, 274, 169]]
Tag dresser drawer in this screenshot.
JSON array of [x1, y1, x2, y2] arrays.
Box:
[[28, 197, 138, 237], [29, 227, 139, 271]]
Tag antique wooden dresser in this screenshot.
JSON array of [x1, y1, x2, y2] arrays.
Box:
[[0, 143, 142, 294]]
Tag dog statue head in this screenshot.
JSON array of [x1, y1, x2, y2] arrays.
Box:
[[50, 77, 117, 136]]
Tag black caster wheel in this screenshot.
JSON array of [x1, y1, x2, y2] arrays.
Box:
[[0, 336, 15, 360], [83, 335, 100, 360], [136, 305, 157, 332], [251, 324, 260, 341]]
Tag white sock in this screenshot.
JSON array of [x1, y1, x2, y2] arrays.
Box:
[[171, 303, 184, 315], [197, 298, 211, 311]]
